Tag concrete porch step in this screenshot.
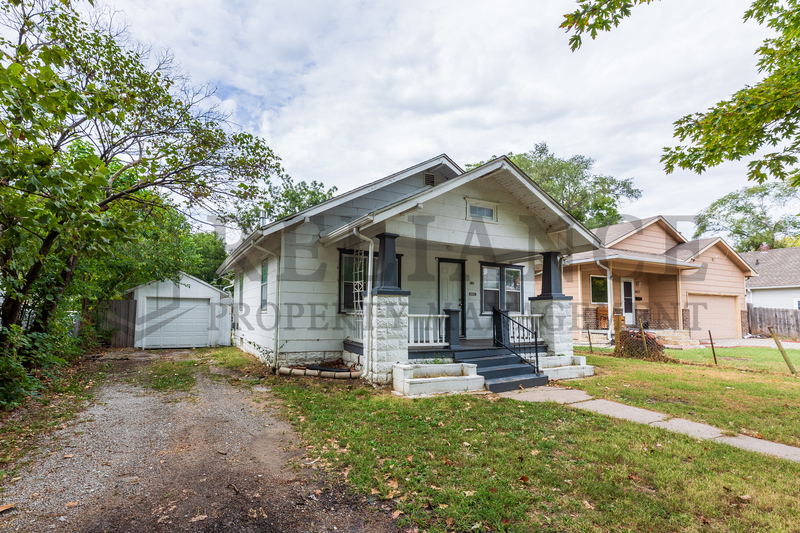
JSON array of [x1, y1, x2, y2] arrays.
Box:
[[484, 373, 549, 393], [478, 363, 538, 380], [543, 365, 596, 380]]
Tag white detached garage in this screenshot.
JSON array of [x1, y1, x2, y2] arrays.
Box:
[[126, 273, 232, 349]]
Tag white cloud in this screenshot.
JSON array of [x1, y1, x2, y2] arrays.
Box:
[[108, 0, 772, 223]]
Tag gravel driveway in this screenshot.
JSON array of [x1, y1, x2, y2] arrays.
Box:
[[0, 350, 399, 532]]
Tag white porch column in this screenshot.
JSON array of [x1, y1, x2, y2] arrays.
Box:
[[367, 294, 409, 384]]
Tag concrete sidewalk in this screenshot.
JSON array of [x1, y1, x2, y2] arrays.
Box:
[[499, 387, 800, 463]]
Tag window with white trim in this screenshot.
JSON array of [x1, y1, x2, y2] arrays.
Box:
[[238, 272, 244, 308], [338, 251, 402, 313], [466, 198, 498, 223], [481, 264, 523, 313], [260, 260, 269, 310]]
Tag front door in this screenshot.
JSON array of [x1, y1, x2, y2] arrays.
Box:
[[621, 278, 635, 326], [438, 261, 464, 337]]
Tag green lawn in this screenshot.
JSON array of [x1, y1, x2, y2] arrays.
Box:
[[568, 354, 800, 446], [266, 375, 800, 533], [666, 346, 800, 374]]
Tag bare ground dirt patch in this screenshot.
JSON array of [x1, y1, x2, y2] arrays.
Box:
[[0, 350, 399, 532]]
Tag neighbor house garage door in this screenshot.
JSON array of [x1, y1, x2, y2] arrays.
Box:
[[687, 294, 737, 340], [144, 298, 210, 348]]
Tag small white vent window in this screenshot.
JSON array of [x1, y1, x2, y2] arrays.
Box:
[[465, 198, 498, 223]]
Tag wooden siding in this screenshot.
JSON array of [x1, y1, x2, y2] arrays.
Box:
[[608, 220, 680, 254], [649, 274, 679, 323], [680, 242, 747, 311], [748, 287, 800, 310], [386, 178, 552, 252]]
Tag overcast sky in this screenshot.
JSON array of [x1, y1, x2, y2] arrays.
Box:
[[108, 0, 770, 236]]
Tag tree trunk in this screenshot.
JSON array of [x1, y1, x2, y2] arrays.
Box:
[[28, 253, 81, 336]]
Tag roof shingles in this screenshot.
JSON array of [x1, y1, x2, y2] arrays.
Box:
[[740, 248, 800, 288]]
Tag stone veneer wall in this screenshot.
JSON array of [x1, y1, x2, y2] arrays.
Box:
[[367, 294, 409, 384], [682, 309, 690, 330], [530, 299, 573, 357], [741, 310, 750, 336]]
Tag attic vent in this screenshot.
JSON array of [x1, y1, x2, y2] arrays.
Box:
[[424, 173, 435, 186]]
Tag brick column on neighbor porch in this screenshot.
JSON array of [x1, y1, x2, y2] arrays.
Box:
[[530, 251, 573, 357], [366, 233, 410, 384]]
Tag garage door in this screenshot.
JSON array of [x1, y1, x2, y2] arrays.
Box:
[[687, 294, 737, 340], [144, 298, 210, 348]]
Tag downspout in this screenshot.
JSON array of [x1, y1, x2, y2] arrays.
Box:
[[596, 260, 613, 341], [251, 239, 281, 372], [352, 228, 374, 380]]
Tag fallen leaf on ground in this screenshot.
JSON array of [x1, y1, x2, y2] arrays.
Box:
[[65, 502, 79, 508], [190, 515, 207, 522], [463, 442, 470, 447], [464, 490, 475, 496], [438, 503, 448, 509], [519, 475, 530, 483], [392, 509, 402, 519], [583, 500, 595, 510], [387, 479, 399, 489], [217, 450, 227, 455], [531, 450, 540, 456], [63, 455, 74, 459], [10, 477, 21, 483], [406, 454, 413, 464], [0, 503, 18, 513], [488, 488, 498, 493], [371, 488, 380, 495]]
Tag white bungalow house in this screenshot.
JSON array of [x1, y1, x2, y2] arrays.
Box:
[[216, 155, 600, 391]]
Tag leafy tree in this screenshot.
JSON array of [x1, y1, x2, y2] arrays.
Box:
[[235, 175, 338, 235], [0, 0, 280, 400], [467, 143, 641, 228], [186, 232, 228, 287], [694, 182, 800, 251], [562, 0, 800, 185]]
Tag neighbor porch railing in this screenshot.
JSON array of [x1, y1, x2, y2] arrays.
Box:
[[345, 311, 364, 342], [408, 314, 448, 347]]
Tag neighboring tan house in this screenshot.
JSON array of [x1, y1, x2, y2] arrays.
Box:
[[216, 155, 600, 391], [740, 248, 800, 310], [561, 216, 756, 341]]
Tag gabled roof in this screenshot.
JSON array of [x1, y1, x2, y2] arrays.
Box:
[[318, 155, 602, 254], [664, 238, 719, 261], [740, 247, 800, 288], [218, 154, 463, 273], [567, 248, 700, 269], [565, 234, 757, 276], [592, 215, 687, 247], [124, 272, 229, 295]]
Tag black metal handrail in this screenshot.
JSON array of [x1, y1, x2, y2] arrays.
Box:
[[492, 308, 541, 374]]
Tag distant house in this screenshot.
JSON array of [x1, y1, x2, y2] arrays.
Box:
[[560, 216, 756, 341], [740, 248, 800, 310], [216, 155, 600, 390]]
